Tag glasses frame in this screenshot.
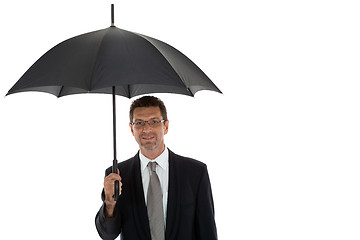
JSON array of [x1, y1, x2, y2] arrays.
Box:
[[130, 119, 166, 129]]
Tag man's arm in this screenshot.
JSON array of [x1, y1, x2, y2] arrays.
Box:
[[95, 170, 122, 240], [95, 202, 121, 240], [195, 165, 218, 240]]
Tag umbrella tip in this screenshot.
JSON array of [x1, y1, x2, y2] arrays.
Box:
[[111, 4, 115, 27]]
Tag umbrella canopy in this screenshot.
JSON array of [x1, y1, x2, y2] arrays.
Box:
[[6, 26, 221, 98], [6, 4, 222, 200]]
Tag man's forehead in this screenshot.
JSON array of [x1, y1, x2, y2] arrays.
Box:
[[133, 106, 161, 118]]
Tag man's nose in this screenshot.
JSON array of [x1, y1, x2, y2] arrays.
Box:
[[142, 123, 152, 132]]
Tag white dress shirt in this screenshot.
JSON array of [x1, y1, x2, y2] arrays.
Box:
[[139, 147, 169, 225]]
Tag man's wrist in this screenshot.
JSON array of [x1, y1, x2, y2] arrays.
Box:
[[104, 201, 116, 217]]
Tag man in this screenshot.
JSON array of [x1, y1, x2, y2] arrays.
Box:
[[95, 96, 217, 240]]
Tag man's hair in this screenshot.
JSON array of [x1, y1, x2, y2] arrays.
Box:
[[129, 96, 168, 122]]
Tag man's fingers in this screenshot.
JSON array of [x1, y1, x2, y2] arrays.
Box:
[[103, 170, 123, 201], [105, 173, 122, 181], [104, 173, 122, 190]]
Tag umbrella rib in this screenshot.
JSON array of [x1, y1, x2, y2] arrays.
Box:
[[57, 86, 64, 97], [135, 33, 222, 96], [88, 28, 110, 92], [133, 33, 188, 88], [127, 85, 131, 98], [187, 88, 194, 97]]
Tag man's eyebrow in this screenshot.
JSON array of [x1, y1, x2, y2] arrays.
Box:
[[133, 117, 161, 122]]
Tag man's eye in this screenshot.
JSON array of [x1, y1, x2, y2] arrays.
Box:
[[151, 120, 159, 124], [135, 121, 144, 126]]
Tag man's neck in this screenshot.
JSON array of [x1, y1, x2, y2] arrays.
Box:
[[140, 145, 165, 160]]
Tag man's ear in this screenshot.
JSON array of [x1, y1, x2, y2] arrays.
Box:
[[129, 123, 135, 136], [164, 120, 169, 135]]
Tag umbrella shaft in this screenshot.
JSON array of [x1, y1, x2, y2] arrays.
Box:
[[112, 86, 117, 163], [112, 86, 119, 200]]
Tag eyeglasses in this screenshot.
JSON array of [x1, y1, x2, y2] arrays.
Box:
[[131, 119, 166, 129]]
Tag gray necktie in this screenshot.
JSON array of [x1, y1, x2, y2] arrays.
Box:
[[147, 162, 165, 240]]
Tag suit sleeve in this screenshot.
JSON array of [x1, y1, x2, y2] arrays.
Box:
[[195, 165, 218, 240], [95, 169, 121, 240]]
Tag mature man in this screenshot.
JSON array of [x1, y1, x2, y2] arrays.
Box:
[[95, 96, 217, 240]]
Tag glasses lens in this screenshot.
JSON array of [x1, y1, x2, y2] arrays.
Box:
[[134, 121, 144, 128], [133, 120, 163, 128], [149, 120, 160, 127]]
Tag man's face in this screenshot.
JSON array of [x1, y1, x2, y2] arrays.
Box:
[[129, 106, 169, 157]]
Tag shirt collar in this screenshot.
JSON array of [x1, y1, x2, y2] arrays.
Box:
[[140, 146, 169, 172]]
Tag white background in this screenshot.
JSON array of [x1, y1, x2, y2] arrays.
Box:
[[1, 0, 360, 239]]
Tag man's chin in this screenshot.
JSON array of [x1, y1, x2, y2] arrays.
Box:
[[140, 142, 157, 151]]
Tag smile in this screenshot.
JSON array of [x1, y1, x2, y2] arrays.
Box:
[[142, 136, 154, 140]]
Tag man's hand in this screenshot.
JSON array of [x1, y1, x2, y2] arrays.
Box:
[[103, 170, 122, 217]]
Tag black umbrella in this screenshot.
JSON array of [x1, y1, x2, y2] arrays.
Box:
[[6, 4, 222, 199]]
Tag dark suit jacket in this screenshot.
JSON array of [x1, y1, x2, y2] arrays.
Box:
[[95, 149, 217, 240]]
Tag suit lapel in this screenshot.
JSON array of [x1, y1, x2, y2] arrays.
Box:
[[165, 150, 181, 240], [130, 153, 151, 239]]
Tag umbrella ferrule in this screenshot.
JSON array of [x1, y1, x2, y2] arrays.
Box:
[[111, 4, 115, 27]]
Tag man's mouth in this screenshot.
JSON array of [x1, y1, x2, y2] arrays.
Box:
[[142, 136, 154, 140]]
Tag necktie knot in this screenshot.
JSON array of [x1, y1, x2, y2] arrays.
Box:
[[148, 161, 157, 172]]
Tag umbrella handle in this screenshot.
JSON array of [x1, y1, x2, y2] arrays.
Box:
[[114, 181, 119, 201], [112, 159, 119, 201]]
